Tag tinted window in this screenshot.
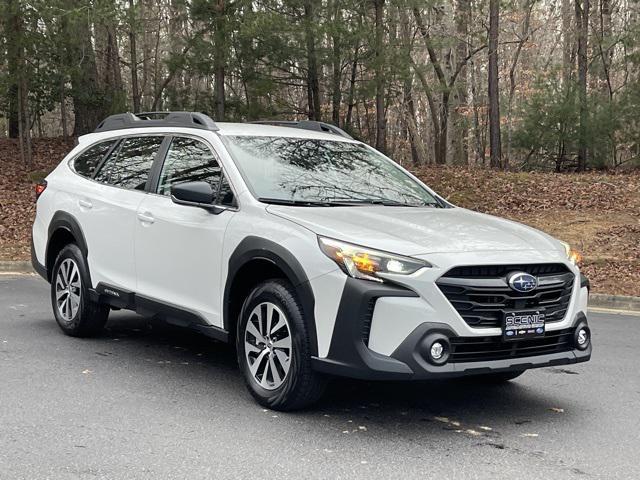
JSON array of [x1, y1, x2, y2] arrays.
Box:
[[218, 176, 235, 206], [94, 136, 164, 190], [73, 140, 116, 177], [222, 136, 440, 207], [157, 137, 222, 196]]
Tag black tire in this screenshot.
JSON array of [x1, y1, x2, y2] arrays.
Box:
[[236, 279, 326, 411], [465, 370, 525, 383], [50, 243, 109, 337]]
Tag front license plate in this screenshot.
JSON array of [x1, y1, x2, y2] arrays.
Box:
[[503, 310, 545, 341]]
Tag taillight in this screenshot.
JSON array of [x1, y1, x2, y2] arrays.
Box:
[[35, 180, 47, 201]]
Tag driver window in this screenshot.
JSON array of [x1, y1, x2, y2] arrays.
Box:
[[157, 137, 222, 197]]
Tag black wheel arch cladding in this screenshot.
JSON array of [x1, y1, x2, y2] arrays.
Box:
[[46, 211, 90, 283], [225, 236, 319, 356]]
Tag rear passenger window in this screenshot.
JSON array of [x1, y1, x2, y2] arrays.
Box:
[[157, 137, 222, 196], [73, 140, 116, 177], [94, 136, 164, 190]]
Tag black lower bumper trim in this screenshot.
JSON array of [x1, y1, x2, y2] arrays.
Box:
[[313, 277, 418, 379], [313, 281, 591, 380]]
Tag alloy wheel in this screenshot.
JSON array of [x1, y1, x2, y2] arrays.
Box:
[[55, 258, 81, 322], [244, 302, 292, 390]]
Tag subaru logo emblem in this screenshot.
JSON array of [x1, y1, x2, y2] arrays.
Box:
[[507, 272, 538, 293]]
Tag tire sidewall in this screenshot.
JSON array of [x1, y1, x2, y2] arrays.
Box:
[[50, 244, 92, 334], [236, 281, 308, 408]]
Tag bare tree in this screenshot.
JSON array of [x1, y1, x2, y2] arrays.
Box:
[[373, 0, 387, 153], [488, 0, 502, 168], [575, 0, 590, 171]]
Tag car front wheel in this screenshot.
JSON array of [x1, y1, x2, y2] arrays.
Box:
[[237, 279, 326, 411]]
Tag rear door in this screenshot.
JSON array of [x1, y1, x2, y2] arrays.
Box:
[[134, 135, 236, 327], [80, 135, 166, 291]]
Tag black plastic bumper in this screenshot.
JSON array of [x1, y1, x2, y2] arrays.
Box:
[[311, 278, 591, 381]]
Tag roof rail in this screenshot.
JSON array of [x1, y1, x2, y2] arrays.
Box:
[[250, 120, 353, 139], [94, 111, 219, 133]]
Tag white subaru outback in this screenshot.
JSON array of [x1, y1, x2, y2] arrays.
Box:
[[31, 112, 592, 410]]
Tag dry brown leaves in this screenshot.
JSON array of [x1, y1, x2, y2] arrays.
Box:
[[0, 138, 76, 261], [0, 139, 638, 296], [415, 166, 640, 296]]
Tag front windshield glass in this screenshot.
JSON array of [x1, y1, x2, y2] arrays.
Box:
[[222, 136, 441, 206]]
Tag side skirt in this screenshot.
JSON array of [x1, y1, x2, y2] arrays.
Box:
[[93, 283, 229, 343]]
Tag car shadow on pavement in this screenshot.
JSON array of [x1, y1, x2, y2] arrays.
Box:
[[83, 311, 572, 434]]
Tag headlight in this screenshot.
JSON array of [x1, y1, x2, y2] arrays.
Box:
[[318, 237, 429, 283], [560, 241, 583, 265]]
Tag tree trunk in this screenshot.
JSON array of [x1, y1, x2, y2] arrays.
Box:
[[373, 0, 386, 153], [61, 0, 105, 135], [213, 0, 226, 120], [129, 0, 141, 112], [95, 0, 125, 115], [18, 77, 32, 166], [575, 0, 590, 171], [140, 0, 154, 111], [452, 0, 470, 165], [488, 0, 502, 168], [304, 0, 321, 121], [330, 0, 342, 126], [562, 0, 575, 86], [345, 45, 359, 131], [505, 0, 533, 168], [4, 0, 21, 138], [60, 75, 68, 138]]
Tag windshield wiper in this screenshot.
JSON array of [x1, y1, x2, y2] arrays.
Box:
[[258, 197, 338, 207], [258, 197, 441, 208], [321, 198, 438, 207]]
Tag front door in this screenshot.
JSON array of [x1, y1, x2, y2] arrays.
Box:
[[134, 136, 236, 327]]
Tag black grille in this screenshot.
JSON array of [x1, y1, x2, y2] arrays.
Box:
[[437, 264, 574, 328], [449, 328, 575, 363], [444, 263, 569, 278], [362, 298, 376, 345]]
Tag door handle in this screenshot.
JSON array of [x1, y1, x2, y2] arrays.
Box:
[[137, 212, 155, 224], [78, 199, 93, 209]]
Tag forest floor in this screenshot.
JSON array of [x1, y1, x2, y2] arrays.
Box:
[[1, 138, 638, 296]]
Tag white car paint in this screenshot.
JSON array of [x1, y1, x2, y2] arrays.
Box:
[[32, 120, 589, 370]]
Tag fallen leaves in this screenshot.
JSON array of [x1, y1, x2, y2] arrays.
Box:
[[1, 139, 638, 296]]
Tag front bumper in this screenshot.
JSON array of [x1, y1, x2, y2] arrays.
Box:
[[311, 277, 591, 381]]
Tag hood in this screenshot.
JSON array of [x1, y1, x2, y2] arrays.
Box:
[[267, 205, 562, 256]]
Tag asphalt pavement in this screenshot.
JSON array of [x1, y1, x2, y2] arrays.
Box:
[[1, 274, 639, 480]]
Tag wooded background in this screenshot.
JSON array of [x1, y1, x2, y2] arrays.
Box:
[[1, 0, 639, 171]]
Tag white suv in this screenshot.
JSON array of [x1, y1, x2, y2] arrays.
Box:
[[31, 112, 592, 410]]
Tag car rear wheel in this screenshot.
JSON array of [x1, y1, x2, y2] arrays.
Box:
[[237, 279, 326, 411], [51, 244, 109, 337]]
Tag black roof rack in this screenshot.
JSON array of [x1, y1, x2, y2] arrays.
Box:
[[250, 120, 353, 139], [94, 111, 219, 133]]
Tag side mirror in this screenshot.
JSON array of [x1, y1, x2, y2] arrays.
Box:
[[170, 181, 227, 214]]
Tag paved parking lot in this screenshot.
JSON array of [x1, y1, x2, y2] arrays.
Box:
[[1, 275, 638, 479]]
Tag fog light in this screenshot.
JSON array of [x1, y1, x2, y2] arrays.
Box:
[[430, 342, 445, 360], [574, 324, 590, 351], [577, 329, 588, 346], [420, 334, 450, 366]]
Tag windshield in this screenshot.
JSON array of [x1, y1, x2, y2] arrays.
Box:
[[222, 136, 442, 207]]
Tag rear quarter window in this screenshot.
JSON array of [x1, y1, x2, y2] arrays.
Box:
[[73, 140, 117, 178]]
